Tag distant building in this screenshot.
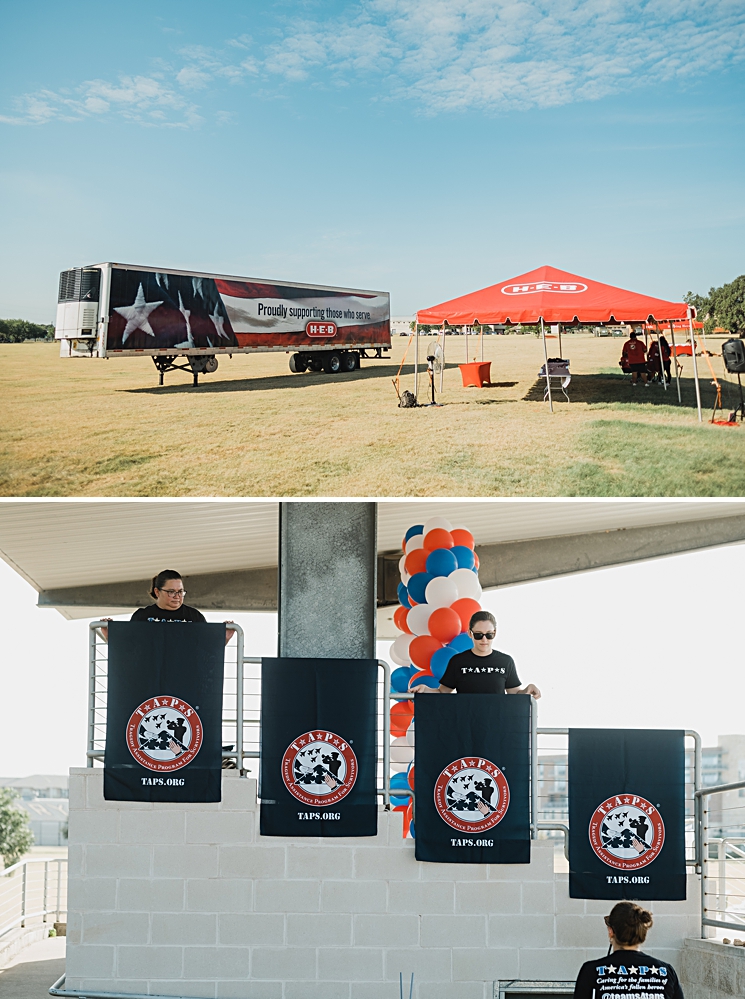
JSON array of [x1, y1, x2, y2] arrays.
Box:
[[391, 316, 414, 336], [0, 775, 69, 847], [703, 735, 745, 838]]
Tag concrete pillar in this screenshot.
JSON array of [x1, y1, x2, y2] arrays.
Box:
[[278, 502, 377, 658]]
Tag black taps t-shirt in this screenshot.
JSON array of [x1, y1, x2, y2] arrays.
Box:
[[130, 604, 206, 624], [439, 649, 520, 693], [573, 951, 684, 999]]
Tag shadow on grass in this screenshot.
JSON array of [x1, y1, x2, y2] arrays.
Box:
[[523, 372, 717, 411], [123, 361, 412, 394]]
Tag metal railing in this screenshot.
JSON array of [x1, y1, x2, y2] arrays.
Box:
[[0, 857, 67, 941], [87, 625, 394, 805], [695, 778, 745, 936]]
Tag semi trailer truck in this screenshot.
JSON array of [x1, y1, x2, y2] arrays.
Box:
[[55, 262, 391, 384]]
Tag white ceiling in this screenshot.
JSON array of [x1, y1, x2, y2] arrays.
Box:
[[1, 499, 744, 593]]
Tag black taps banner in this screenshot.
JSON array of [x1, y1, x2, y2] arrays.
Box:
[[260, 658, 378, 837], [104, 622, 225, 802], [568, 729, 686, 900], [414, 694, 531, 864]]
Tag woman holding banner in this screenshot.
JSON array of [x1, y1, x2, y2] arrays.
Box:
[[573, 902, 684, 998], [102, 570, 235, 643]]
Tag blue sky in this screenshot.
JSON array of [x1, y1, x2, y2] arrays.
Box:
[[1, 0, 744, 322]]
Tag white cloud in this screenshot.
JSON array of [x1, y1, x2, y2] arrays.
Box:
[[263, 0, 745, 112], [0, 74, 203, 128], [2, 1, 742, 128]]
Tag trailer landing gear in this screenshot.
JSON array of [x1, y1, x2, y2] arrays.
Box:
[[152, 356, 218, 386]]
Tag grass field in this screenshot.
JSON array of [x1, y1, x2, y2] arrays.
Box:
[[1, 334, 744, 497]]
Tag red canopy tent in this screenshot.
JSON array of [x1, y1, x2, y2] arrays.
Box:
[[415, 265, 700, 416]]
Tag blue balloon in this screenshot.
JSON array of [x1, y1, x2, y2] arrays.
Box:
[[409, 673, 440, 690], [430, 645, 457, 681], [449, 632, 474, 653], [409, 819, 415, 839], [391, 667, 413, 692], [407, 571, 433, 604], [390, 772, 411, 805], [451, 545, 476, 570], [397, 582, 411, 608], [404, 524, 424, 543], [425, 547, 458, 577]]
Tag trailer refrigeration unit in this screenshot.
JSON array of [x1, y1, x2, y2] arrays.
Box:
[[55, 262, 391, 385]]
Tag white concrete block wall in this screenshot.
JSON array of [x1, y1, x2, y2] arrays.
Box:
[[67, 769, 700, 999]]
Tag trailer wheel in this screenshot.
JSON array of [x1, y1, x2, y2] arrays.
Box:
[[310, 356, 324, 372], [205, 357, 218, 373], [323, 351, 342, 374], [340, 352, 356, 373], [289, 353, 308, 373]]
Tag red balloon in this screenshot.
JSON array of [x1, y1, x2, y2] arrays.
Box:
[[473, 553, 480, 569], [451, 528, 475, 550], [390, 700, 414, 738], [401, 536, 407, 553], [423, 528, 454, 552], [409, 635, 443, 671], [407, 765, 415, 790], [393, 605, 411, 634], [403, 800, 413, 837], [408, 668, 434, 689], [428, 606, 462, 643], [404, 548, 428, 576], [451, 597, 482, 633]]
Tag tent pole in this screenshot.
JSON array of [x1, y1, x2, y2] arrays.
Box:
[[480, 322, 484, 362], [440, 323, 445, 394], [414, 323, 419, 402], [465, 325, 468, 362], [541, 316, 553, 413], [558, 323, 562, 357], [669, 321, 681, 404], [688, 309, 702, 422], [656, 324, 667, 390]]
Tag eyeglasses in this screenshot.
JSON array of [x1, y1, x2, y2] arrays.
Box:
[[471, 631, 495, 641], [159, 588, 186, 597]]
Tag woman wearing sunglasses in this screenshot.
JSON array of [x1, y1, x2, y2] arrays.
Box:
[[411, 611, 540, 697], [573, 901, 684, 998]]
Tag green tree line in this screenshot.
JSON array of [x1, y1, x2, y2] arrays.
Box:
[[685, 274, 745, 336], [0, 319, 55, 343]]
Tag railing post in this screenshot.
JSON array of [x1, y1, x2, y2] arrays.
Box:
[[43, 860, 48, 922], [234, 624, 245, 772], [379, 661, 391, 808], [701, 794, 709, 938], [56, 860, 62, 922], [21, 862, 27, 928], [530, 698, 538, 839], [88, 623, 98, 767]]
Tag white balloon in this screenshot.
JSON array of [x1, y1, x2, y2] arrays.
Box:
[[450, 567, 482, 601], [423, 515, 453, 536], [425, 575, 459, 608], [390, 634, 413, 667], [401, 569, 411, 586], [390, 761, 409, 773], [391, 738, 414, 764], [407, 603, 434, 636], [405, 534, 424, 554], [404, 722, 416, 747], [398, 553, 407, 576]]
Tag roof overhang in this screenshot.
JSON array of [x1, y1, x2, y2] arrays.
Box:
[[1, 500, 744, 621]]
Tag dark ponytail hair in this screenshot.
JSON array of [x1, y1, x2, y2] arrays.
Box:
[[150, 570, 182, 599], [606, 902, 653, 946]]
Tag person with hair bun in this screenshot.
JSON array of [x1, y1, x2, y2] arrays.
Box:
[[126, 570, 235, 643], [573, 901, 684, 998]]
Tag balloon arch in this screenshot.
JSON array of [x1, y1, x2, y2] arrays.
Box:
[[388, 517, 483, 838]]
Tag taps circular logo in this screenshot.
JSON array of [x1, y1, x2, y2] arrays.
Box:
[[281, 731, 357, 807], [126, 696, 203, 772], [589, 794, 665, 870], [434, 758, 510, 834]]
